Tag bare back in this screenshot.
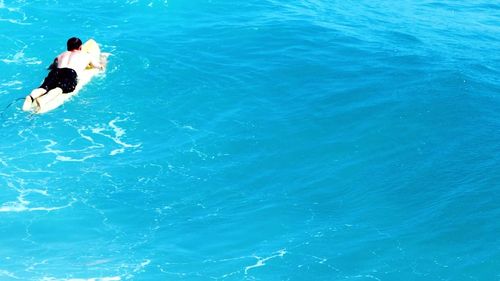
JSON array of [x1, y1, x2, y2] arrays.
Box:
[[57, 50, 100, 76]]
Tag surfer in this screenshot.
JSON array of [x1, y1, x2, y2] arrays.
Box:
[[22, 37, 104, 111]]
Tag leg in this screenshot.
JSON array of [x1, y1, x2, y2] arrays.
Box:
[[35, 87, 63, 110], [22, 88, 47, 111]]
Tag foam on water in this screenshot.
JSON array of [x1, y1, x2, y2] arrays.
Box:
[[0, 0, 499, 280], [40, 277, 121, 281]]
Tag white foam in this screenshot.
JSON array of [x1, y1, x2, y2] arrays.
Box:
[[170, 120, 198, 131], [1, 80, 22, 87], [347, 275, 382, 281], [1, 48, 40, 64], [244, 249, 287, 274], [40, 277, 121, 281], [41, 139, 98, 163], [56, 154, 97, 162], [0, 18, 30, 25], [0, 3, 30, 25], [134, 259, 151, 272], [0, 201, 73, 213], [88, 117, 141, 156], [85, 259, 112, 266], [0, 191, 75, 213], [0, 269, 18, 279], [123, 259, 152, 279], [77, 128, 97, 144]]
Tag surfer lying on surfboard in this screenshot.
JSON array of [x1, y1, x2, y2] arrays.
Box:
[[22, 37, 105, 111]]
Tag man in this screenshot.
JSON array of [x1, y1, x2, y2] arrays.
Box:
[[22, 37, 104, 111]]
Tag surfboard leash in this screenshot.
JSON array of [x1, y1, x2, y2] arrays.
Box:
[[0, 97, 26, 119]]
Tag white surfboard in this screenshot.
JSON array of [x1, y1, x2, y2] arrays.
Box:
[[23, 39, 109, 114]]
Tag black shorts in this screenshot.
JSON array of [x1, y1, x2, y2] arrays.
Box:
[[39, 68, 78, 93]]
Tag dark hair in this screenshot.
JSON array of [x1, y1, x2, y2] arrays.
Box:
[[67, 37, 82, 51]]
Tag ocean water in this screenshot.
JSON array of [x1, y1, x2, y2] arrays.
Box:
[[0, 0, 499, 280]]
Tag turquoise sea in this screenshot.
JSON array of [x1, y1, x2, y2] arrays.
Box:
[[1, 0, 499, 280]]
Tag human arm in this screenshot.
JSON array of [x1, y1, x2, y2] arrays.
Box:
[[88, 53, 105, 70], [47, 58, 58, 70]]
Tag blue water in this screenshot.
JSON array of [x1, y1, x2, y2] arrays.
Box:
[[0, 0, 499, 280]]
